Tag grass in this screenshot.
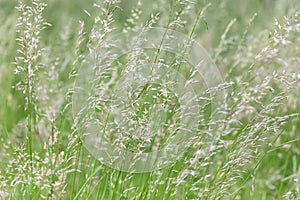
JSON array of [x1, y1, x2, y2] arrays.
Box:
[[0, 0, 300, 199]]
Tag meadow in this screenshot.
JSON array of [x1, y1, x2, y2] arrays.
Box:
[[0, 0, 300, 199]]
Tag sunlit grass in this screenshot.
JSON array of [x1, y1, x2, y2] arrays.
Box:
[[0, 0, 299, 199]]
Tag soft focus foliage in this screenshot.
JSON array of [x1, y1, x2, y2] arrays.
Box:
[[0, 0, 299, 199]]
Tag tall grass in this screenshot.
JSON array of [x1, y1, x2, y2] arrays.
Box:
[[0, 0, 299, 199]]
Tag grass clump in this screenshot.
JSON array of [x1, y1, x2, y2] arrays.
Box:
[[0, 0, 299, 199]]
